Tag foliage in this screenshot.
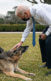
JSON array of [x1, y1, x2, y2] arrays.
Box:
[[0, 24, 25, 32], [0, 24, 46, 32], [0, 18, 4, 24], [27, 0, 51, 4], [44, 0, 51, 4]]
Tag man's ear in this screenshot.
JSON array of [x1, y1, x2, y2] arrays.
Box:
[[24, 11, 28, 18]]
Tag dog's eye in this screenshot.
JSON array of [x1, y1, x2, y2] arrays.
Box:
[[10, 53, 14, 57], [14, 50, 16, 52]]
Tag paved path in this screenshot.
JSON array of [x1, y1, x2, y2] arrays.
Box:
[[0, 32, 42, 34]]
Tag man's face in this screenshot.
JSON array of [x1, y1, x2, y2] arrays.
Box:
[[17, 12, 30, 21]]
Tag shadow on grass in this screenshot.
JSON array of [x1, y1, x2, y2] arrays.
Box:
[[45, 71, 51, 76]]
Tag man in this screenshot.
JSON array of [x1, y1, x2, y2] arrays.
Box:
[[12, 3, 51, 68]]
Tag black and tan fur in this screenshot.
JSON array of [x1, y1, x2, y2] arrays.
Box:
[[0, 46, 35, 81]]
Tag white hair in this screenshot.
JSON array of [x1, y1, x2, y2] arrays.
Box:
[[15, 5, 29, 16]]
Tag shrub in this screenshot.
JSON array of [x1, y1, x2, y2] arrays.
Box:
[[0, 24, 46, 32], [35, 24, 46, 31]]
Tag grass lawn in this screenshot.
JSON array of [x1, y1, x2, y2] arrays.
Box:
[[0, 33, 51, 81]]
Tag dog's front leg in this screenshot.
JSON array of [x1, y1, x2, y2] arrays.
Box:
[[16, 67, 35, 76], [3, 71, 32, 81]]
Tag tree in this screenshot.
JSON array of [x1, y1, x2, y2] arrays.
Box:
[[0, 18, 4, 24], [27, 0, 51, 4], [27, 0, 37, 3], [44, 0, 51, 4]]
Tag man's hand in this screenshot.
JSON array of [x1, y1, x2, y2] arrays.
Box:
[[40, 33, 47, 40], [15, 41, 23, 48], [11, 41, 23, 51]]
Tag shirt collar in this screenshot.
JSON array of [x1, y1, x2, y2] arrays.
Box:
[[30, 6, 36, 18]]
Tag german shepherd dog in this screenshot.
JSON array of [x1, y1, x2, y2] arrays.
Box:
[[0, 46, 35, 81]]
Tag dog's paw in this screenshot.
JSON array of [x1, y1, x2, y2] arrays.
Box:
[[28, 73, 35, 76], [25, 78, 32, 81]]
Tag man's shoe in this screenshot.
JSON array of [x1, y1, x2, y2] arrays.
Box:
[[40, 64, 47, 68]]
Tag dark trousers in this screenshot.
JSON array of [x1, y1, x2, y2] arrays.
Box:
[[39, 26, 51, 68], [46, 35, 51, 68]]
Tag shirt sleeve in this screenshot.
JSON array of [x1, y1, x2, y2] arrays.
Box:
[[21, 19, 33, 42], [45, 26, 51, 36]]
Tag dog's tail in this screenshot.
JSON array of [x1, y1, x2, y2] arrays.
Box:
[[0, 47, 4, 53]]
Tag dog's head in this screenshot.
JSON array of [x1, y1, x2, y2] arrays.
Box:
[[0, 46, 29, 62], [10, 46, 29, 57]]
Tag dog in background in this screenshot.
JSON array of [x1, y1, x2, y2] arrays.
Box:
[[0, 46, 35, 81]]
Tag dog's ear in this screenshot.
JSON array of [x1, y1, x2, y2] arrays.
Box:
[[21, 46, 29, 53], [0, 47, 4, 53]]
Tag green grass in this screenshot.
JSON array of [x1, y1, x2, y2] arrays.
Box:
[[0, 33, 51, 81]]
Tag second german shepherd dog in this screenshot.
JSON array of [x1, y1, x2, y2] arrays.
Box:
[[0, 46, 35, 81]]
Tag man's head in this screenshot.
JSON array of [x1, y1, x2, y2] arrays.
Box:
[[15, 5, 31, 21]]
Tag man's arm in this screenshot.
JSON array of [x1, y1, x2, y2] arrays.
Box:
[[12, 19, 33, 49], [21, 19, 33, 42], [45, 26, 51, 36]]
